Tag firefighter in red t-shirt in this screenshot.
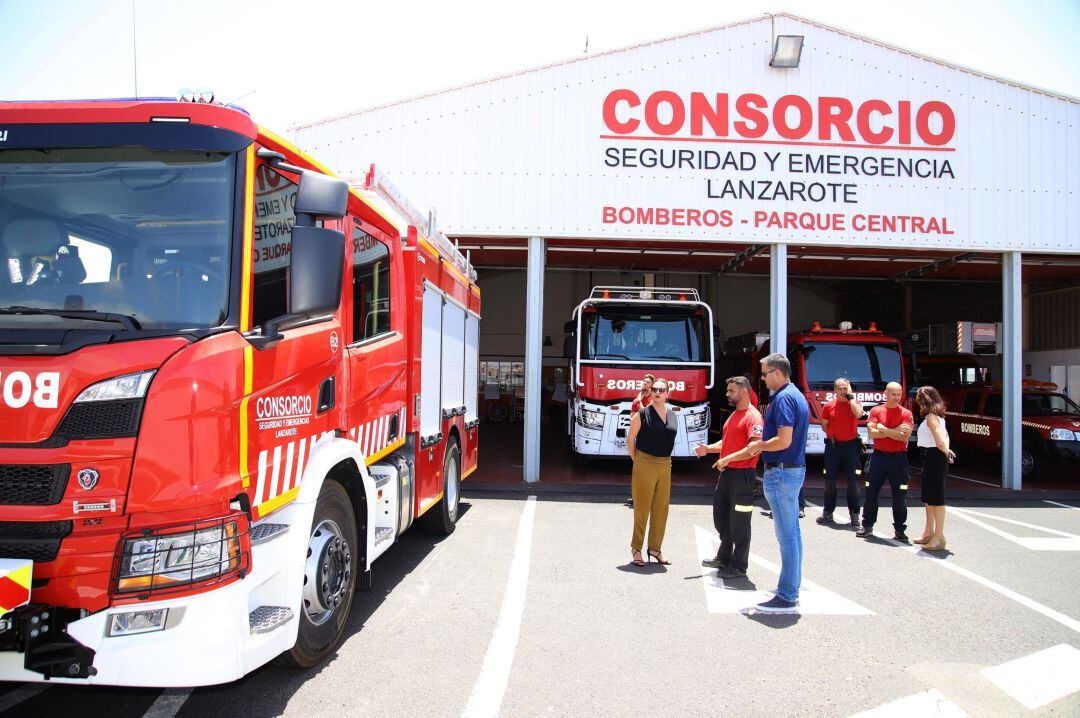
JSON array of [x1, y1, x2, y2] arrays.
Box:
[[858, 382, 915, 542], [694, 376, 764, 579], [816, 377, 864, 527]]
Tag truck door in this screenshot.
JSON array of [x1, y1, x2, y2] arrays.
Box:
[[343, 219, 407, 462]]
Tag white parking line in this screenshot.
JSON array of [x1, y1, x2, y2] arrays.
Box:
[[694, 525, 874, 615], [462, 496, 537, 718], [143, 689, 193, 718], [1044, 499, 1080, 512], [981, 644, 1080, 709], [802, 502, 1080, 634], [848, 689, 968, 717], [0, 684, 47, 713], [947, 506, 1080, 551]]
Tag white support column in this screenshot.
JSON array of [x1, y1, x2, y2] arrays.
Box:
[[770, 243, 788, 356], [523, 236, 545, 483], [1001, 252, 1023, 490]]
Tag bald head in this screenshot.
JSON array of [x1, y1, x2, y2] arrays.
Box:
[[885, 382, 903, 407]]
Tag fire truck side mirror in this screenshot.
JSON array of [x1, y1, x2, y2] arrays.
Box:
[[290, 225, 345, 316], [562, 336, 575, 359], [295, 170, 349, 219]]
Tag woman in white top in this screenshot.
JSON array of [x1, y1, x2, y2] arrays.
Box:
[[914, 386, 955, 551]]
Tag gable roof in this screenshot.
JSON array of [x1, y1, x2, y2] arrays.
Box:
[[291, 10, 1078, 130]]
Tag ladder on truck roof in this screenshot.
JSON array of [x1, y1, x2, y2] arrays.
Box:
[[351, 165, 477, 282], [588, 286, 700, 301]]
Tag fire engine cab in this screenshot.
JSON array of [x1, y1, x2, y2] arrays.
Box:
[[0, 99, 480, 685], [718, 321, 905, 454], [563, 287, 714, 457]]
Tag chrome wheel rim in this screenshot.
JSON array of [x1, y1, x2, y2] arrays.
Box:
[[303, 519, 351, 626]]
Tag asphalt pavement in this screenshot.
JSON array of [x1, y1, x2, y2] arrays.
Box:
[[3, 490, 1080, 717]]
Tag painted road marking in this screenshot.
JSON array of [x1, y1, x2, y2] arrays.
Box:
[[143, 689, 193, 718], [693, 525, 874, 615], [848, 689, 968, 717], [462, 496, 537, 718], [0, 684, 47, 713], [802, 502, 1080, 635], [1044, 499, 1080, 512], [981, 644, 1080, 710], [947, 506, 1080, 551]]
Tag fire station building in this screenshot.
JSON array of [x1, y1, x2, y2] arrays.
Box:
[[291, 13, 1080, 488]]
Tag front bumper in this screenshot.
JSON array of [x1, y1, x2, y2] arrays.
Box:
[[571, 400, 709, 457], [805, 426, 872, 456], [0, 508, 309, 686], [1047, 439, 1080, 464]]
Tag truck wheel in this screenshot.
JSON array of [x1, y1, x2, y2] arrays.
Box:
[[281, 479, 357, 668], [1021, 445, 1047, 480], [420, 438, 460, 535]]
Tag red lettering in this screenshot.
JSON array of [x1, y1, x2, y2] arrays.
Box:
[[644, 91, 685, 136], [772, 95, 813, 140], [689, 92, 728, 136], [602, 90, 640, 134], [734, 94, 768, 138], [856, 100, 893, 144], [818, 97, 855, 141], [916, 101, 955, 146], [898, 101, 912, 144]]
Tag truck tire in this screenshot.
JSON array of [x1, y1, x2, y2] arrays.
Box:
[[420, 438, 461, 535], [1021, 444, 1047, 481], [281, 479, 358, 668]]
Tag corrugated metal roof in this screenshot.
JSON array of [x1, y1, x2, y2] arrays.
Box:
[[291, 11, 1078, 131]]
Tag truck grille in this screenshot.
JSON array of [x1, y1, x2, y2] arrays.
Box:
[[0, 520, 72, 562], [55, 399, 144, 439], [0, 465, 70, 505]]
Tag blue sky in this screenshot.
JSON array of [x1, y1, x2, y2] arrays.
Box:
[[1, 0, 1078, 135]]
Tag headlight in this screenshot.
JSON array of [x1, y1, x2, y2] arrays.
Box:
[[684, 408, 710, 431], [75, 370, 155, 402], [1049, 428, 1075, 441], [578, 408, 605, 430], [117, 520, 243, 593]]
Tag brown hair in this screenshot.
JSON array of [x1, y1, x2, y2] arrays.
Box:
[[915, 386, 947, 418], [638, 374, 656, 400]]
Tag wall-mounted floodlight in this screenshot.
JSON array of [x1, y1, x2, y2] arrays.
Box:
[[769, 35, 804, 68]]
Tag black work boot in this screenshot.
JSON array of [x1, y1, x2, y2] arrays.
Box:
[[816, 512, 835, 525]]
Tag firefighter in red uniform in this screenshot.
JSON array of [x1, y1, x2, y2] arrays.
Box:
[[817, 377, 864, 528], [695, 376, 764, 578], [857, 382, 915, 542]]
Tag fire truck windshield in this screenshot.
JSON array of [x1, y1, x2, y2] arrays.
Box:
[[581, 307, 707, 362], [0, 147, 236, 331], [804, 341, 902, 391]]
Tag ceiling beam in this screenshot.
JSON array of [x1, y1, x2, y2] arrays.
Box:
[[892, 252, 978, 281], [717, 244, 767, 276]]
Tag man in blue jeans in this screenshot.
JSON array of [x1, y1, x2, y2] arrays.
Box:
[[747, 352, 809, 613]]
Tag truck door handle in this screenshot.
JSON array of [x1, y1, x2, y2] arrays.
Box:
[[318, 376, 336, 413]]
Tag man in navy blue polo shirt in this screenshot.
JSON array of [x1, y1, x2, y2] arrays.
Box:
[[747, 352, 809, 613]]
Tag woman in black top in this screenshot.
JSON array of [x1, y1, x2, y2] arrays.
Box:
[[626, 378, 678, 566]]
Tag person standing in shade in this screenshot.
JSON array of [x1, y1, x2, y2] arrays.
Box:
[[746, 353, 808, 613], [626, 378, 676, 566], [817, 377, 864, 528], [857, 382, 915, 542], [914, 386, 954, 551], [695, 376, 764, 579]]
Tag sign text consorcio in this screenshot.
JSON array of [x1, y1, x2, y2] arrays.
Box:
[[602, 90, 956, 146]]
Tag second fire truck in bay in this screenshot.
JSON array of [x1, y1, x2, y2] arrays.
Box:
[[563, 287, 714, 457], [717, 321, 906, 454], [0, 98, 479, 685]]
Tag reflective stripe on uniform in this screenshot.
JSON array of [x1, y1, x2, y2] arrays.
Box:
[[734, 504, 755, 512], [900, 484, 909, 490]]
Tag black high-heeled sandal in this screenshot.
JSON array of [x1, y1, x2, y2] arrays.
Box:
[[631, 549, 646, 566], [647, 549, 671, 565]]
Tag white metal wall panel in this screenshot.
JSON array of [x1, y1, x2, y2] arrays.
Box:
[[291, 14, 1080, 254], [420, 285, 443, 437], [464, 313, 480, 422], [441, 300, 466, 413]]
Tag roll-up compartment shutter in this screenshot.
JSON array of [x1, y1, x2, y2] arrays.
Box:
[[420, 284, 443, 438], [441, 300, 466, 416], [464, 313, 480, 423]]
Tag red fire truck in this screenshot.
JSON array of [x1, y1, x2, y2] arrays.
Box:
[[0, 98, 480, 685], [563, 287, 714, 457], [717, 322, 906, 454]]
